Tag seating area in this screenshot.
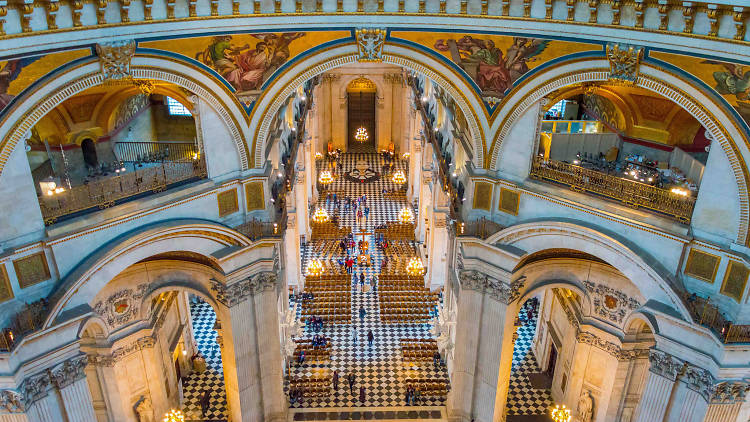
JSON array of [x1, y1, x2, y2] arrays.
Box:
[[400, 339, 439, 366], [311, 221, 350, 240], [289, 376, 332, 398], [294, 340, 332, 364], [301, 276, 351, 324], [375, 222, 416, 240], [404, 378, 449, 398]]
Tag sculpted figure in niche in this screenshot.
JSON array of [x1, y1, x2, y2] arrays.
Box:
[[576, 390, 594, 422], [135, 396, 154, 422]]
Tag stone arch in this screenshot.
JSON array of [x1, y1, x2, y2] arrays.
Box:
[[487, 58, 750, 244], [78, 316, 110, 339], [486, 221, 691, 321], [248, 41, 488, 168], [43, 219, 251, 330], [0, 54, 251, 178], [514, 277, 593, 318]]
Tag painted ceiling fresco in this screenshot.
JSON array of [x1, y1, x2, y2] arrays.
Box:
[[0, 49, 90, 115], [650, 51, 750, 129], [390, 31, 599, 100], [140, 31, 349, 105]]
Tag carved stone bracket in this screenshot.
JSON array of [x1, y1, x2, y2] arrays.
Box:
[[211, 272, 278, 307], [458, 269, 515, 304], [355, 28, 386, 62], [648, 349, 683, 381], [49, 355, 88, 390], [606, 43, 643, 83], [0, 389, 24, 413], [95, 40, 136, 80]]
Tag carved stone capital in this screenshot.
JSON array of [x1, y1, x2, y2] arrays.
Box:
[[683, 365, 714, 401], [49, 355, 88, 389], [710, 381, 750, 404], [21, 373, 49, 407], [648, 349, 682, 381], [458, 270, 514, 304], [211, 272, 278, 306], [0, 389, 24, 413]]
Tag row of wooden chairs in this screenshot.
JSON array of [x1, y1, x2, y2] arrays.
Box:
[[301, 306, 350, 315], [380, 314, 431, 324], [311, 221, 350, 240], [301, 314, 350, 324], [380, 281, 428, 291], [405, 379, 449, 397], [306, 273, 350, 281], [300, 291, 350, 300], [380, 241, 417, 256], [289, 376, 332, 397], [375, 222, 416, 240], [379, 292, 438, 302]]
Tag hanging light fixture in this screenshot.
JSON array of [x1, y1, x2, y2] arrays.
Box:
[[392, 170, 407, 184], [355, 126, 369, 143], [398, 207, 413, 223], [307, 259, 324, 277], [406, 257, 425, 276], [318, 170, 333, 185], [312, 207, 330, 223], [550, 405, 571, 422], [163, 409, 185, 422]]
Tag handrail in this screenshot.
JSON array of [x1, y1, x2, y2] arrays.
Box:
[[456, 217, 504, 240], [0, 299, 48, 352], [529, 156, 695, 223], [114, 141, 199, 163], [682, 293, 750, 344], [39, 160, 207, 225]]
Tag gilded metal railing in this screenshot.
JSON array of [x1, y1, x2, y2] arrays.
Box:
[[0, 299, 48, 352], [530, 157, 695, 223], [457, 217, 504, 240], [682, 292, 750, 344], [114, 141, 199, 163], [234, 218, 283, 240], [39, 160, 207, 225]]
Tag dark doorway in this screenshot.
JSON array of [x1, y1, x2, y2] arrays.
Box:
[[81, 138, 98, 168], [546, 343, 558, 378], [347, 91, 376, 152], [174, 357, 182, 382]]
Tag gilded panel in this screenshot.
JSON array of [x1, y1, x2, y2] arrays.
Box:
[[13, 252, 51, 289], [0, 265, 13, 304], [390, 31, 598, 101], [499, 187, 520, 215], [245, 181, 265, 211], [684, 248, 720, 283], [472, 181, 493, 211], [721, 260, 749, 303], [217, 188, 239, 217]]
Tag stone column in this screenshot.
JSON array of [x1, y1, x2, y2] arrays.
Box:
[[21, 373, 54, 422], [447, 270, 515, 422], [408, 138, 422, 202], [428, 213, 448, 289], [665, 365, 712, 422], [216, 272, 286, 422], [633, 349, 682, 422], [703, 382, 749, 422], [49, 355, 97, 422]]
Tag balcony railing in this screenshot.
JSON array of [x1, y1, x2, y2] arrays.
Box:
[[457, 217, 504, 240], [683, 293, 750, 344], [530, 156, 695, 223], [234, 218, 283, 240], [114, 141, 199, 163], [0, 299, 49, 352], [39, 160, 207, 225]]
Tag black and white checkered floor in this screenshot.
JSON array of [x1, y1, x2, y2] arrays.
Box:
[[182, 300, 229, 421], [291, 153, 448, 408], [506, 300, 554, 416]]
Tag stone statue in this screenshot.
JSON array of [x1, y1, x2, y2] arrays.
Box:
[[576, 390, 594, 422], [135, 396, 154, 422]]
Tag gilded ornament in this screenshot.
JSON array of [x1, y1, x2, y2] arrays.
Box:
[[606, 43, 643, 83], [95, 39, 136, 80], [355, 28, 386, 62]]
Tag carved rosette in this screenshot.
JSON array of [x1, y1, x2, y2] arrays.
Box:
[[458, 270, 514, 304], [648, 349, 682, 381], [683, 366, 714, 401], [49, 355, 88, 389], [211, 272, 278, 306], [0, 389, 24, 413]]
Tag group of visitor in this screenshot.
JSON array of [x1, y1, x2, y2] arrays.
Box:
[[311, 335, 328, 348], [306, 315, 325, 332]]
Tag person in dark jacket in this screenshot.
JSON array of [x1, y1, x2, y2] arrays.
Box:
[[359, 386, 366, 403], [333, 370, 339, 393], [367, 329, 374, 347]]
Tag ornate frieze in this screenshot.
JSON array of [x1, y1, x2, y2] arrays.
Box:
[[88, 335, 156, 367], [355, 28, 386, 62], [95, 40, 136, 80], [582, 281, 640, 325], [93, 283, 149, 329], [0, 390, 24, 413], [457, 269, 515, 304], [648, 349, 683, 381], [606, 43, 643, 83], [211, 272, 278, 307], [49, 355, 88, 389], [710, 381, 750, 404]]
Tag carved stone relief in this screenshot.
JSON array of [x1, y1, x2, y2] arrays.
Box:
[[457, 269, 515, 305], [95, 40, 136, 80], [683, 365, 714, 401], [210, 272, 278, 307], [648, 349, 683, 381], [93, 283, 149, 329], [583, 281, 640, 325], [0, 390, 24, 413], [355, 28, 386, 62], [49, 355, 89, 389], [710, 381, 750, 404]]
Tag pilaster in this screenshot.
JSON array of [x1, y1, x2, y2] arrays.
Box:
[[49, 355, 97, 422], [633, 349, 681, 422]]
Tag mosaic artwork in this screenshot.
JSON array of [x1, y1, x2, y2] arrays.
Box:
[[649, 51, 750, 128], [140, 31, 349, 105], [391, 32, 599, 100]]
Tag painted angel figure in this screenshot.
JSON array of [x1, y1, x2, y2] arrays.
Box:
[[703, 60, 750, 100], [504, 37, 550, 82]]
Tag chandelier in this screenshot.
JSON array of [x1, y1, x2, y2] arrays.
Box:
[[355, 126, 369, 143], [307, 259, 324, 277], [392, 170, 407, 184], [406, 257, 425, 276], [163, 409, 185, 422], [398, 207, 413, 223], [318, 170, 333, 185], [313, 207, 330, 223], [550, 404, 571, 422]]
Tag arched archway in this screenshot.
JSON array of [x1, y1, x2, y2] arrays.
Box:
[[80, 138, 98, 167], [248, 41, 489, 168]]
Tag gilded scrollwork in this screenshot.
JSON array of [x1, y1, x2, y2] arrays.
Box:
[[355, 28, 386, 62], [606, 43, 643, 83], [95, 39, 136, 80], [93, 283, 149, 329], [582, 281, 640, 325]]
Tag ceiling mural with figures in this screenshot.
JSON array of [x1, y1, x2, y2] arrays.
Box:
[[389, 31, 600, 104], [649, 51, 750, 131], [139, 31, 350, 107]]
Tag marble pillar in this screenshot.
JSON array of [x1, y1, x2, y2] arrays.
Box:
[[665, 365, 711, 422], [49, 355, 97, 422], [408, 138, 422, 203], [633, 350, 681, 422], [703, 382, 750, 422], [255, 286, 286, 422], [93, 364, 126, 422], [428, 214, 448, 289]]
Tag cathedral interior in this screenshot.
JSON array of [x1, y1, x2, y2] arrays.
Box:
[[0, 2, 749, 422]]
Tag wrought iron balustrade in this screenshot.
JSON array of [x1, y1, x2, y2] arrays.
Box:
[[456, 217, 504, 240], [39, 160, 207, 225], [682, 292, 750, 344], [529, 156, 695, 223], [114, 141, 199, 163], [234, 218, 283, 240], [0, 299, 49, 352]]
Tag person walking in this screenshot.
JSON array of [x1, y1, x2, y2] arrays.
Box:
[[351, 326, 357, 345], [367, 329, 374, 347], [360, 273, 365, 291], [333, 370, 340, 393], [200, 389, 211, 417], [359, 386, 366, 403], [347, 373, 356, 394], [359, 306, 366, 321]]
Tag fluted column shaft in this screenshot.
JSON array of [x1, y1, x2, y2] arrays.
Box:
[[703, 402, 742, 422], [669, 384, 708, 422], [255, 287, 286, 422], [229, 296, 263, 422], [634, 371, 674, 422], [25, 397, 55, 422], [58, 378, 97, 422], [447, 287, 483, 422]]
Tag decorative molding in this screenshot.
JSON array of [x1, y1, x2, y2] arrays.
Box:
[[582, 281, 640, 325], [93, 283, 149, 329], [457, 269, 515, 304], [0, 390, 24, 413], [88, 335, 157, 367], [49, 355, 89, 389], [710, 381, 750, 404], [648, 349, 682, 381], [606, 43, 643, 83], [210, 272, 277, 307], [355, 28, 385, 62], [95, 40, 136, 80]]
